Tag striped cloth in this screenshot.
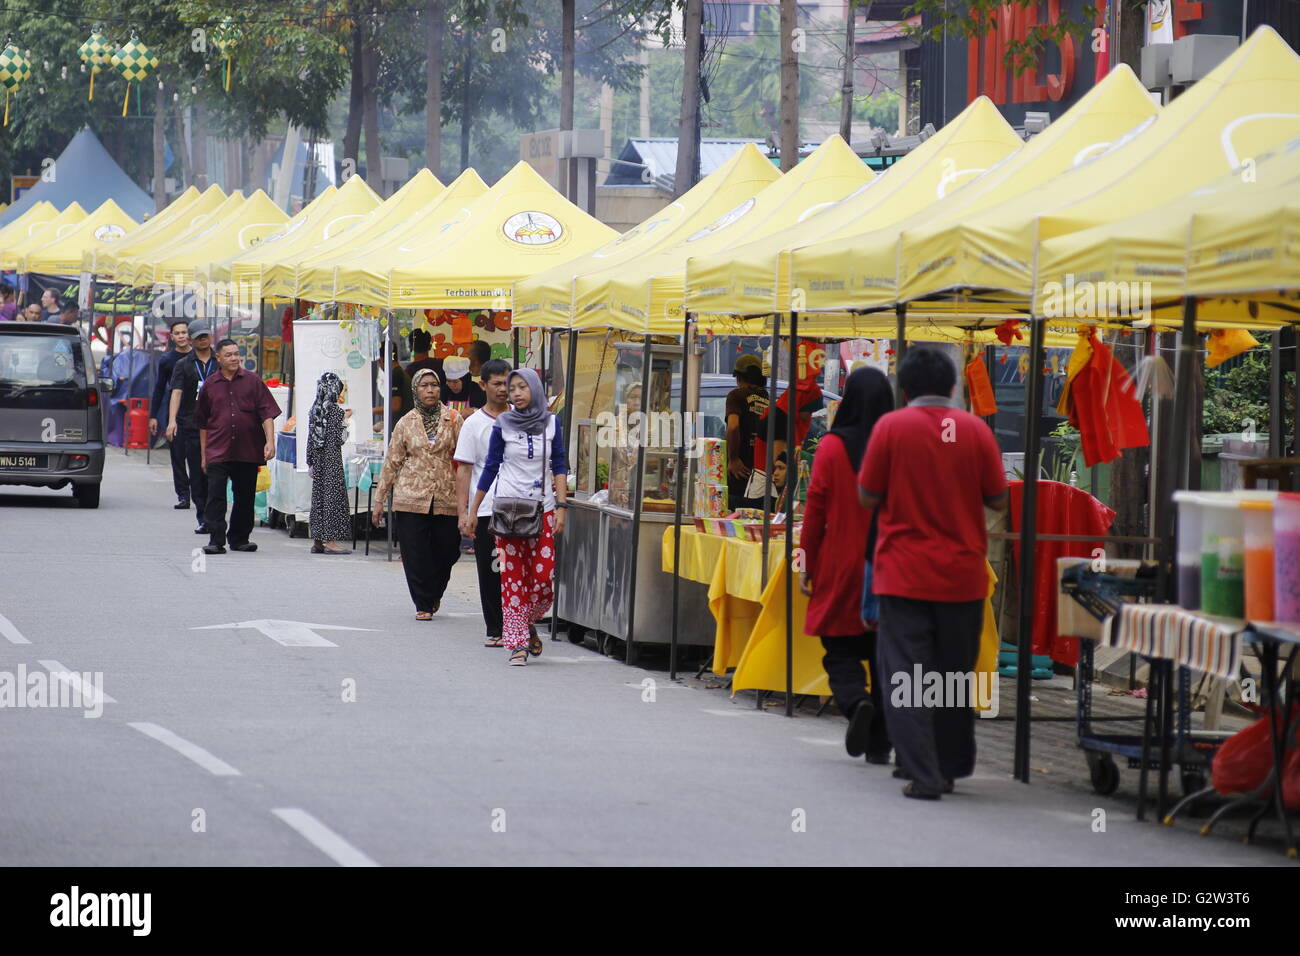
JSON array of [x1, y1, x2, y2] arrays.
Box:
[[1101, 604, 1242, 679]]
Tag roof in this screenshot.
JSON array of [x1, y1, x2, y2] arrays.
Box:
[[604, 138, 818, 188], [0, 128, 153, 228]]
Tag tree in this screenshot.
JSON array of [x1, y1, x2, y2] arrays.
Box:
[[674, 0, 703, 195], [425, 0, 443, 177], [902, 0, 1103, 74], [778, 0, 798, 171]]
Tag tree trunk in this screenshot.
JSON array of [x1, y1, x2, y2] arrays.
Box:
[[779, 0, 800, 171], [561, 0, 576, 200], [1117, 0, 1143, 71], [673, 0, 704, 196], [174, 100, 191, 191], [363, 40, 383, 193], [425, 0, 443, 177], [153, 78, 167, 212], [192, 102, 208, 189], [460, 27, 472, 172], [343, 22, 365, 175]]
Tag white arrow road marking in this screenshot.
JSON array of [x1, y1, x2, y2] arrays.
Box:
[[38, 660, 116, 704], [191, 620, 373, 647], [272, 808, 379, 867], [128, 722, 241, 776], [0, 612, 31, 644]]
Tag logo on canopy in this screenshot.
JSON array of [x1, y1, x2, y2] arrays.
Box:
[[94, 224, 127, 242], [504, 211, 562, 245], [686, 198, 754, 242]]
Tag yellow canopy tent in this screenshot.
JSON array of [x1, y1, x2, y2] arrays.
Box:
[[329, 169, 488, 305], [786, 65, 1160, 319], [141, 190, 287, 289], [582, 136, 875, 334], [355, 162, 618, 310], [1034, 138, 1300, 323], [894, 25, 1300, 315], [93, 184, 227, 281], [2, 202, 87, 270], [683, 96, 1021, 328], [0, 201, 57, 253], [514, 143, 780, 328], [113, 189, 244, 287], [200, 183, 339, 289], [283, 168, 445, 301], [20, 199, 137, 276]]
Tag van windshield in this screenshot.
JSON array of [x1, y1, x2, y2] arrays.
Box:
[[0, 334, 86, 389]]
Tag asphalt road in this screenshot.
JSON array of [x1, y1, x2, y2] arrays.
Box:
[[0, 449, 1285, 866]]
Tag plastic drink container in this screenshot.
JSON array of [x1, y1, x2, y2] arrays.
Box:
[[1201, 496, 1245, 617], [1173, 491, 1205, 610], [1240, 497, 1275, 622], [1274, 492, 1300, 624]]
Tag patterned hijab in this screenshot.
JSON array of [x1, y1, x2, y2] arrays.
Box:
[[498, 367, 548, 435], [411, 367, 442, 438], [309, 372, 343, 452]]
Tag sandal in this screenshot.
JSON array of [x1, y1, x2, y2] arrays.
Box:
[[901, 782, 942, 801], [509, 648, 528, 666], [415, 611, 433, 621], [528, 624, 542, 657], [484, 637, 505, 647]]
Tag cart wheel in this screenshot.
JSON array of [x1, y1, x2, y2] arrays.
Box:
[[1088, 754, 1120, 796]]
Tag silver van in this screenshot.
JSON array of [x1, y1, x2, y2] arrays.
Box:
[[0, 322, 106, 507]]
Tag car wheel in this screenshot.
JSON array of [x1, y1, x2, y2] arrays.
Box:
[[73, 483, 101, 509]]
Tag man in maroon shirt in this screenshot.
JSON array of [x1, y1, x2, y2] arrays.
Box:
[[858, 347, 1008, 800], [194, 339, 281, 555]]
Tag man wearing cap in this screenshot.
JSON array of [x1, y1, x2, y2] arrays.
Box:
[[151, 319, 193, 508], [441, 355, 485, 414], [725, 353, 770, 509], [166, 319, 217, 530]]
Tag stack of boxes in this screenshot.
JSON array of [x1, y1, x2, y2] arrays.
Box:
[[694, 437, 729, 519]]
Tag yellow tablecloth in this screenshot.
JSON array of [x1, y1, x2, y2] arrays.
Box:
[[663, 527, 1000, 701]]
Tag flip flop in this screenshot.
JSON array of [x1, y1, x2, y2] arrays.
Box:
[[415, 611, 433, 621], [509, 648, 528, 666], [484, 637, 505, 647]]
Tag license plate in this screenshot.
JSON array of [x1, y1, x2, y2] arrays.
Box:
[[0, 454, 47, 469]]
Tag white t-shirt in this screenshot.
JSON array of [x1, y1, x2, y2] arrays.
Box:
[[454, 407, 500, 517]]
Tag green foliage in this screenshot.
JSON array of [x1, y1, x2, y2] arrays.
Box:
[[1201, 351, 1288, 440]]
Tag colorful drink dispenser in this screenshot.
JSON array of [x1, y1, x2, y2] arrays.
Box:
[[1240, 497, 1275, 622], [1173, 491, 1204, 610], [1274, 492, 1300, 624], [1200, 497, 1245, 618]]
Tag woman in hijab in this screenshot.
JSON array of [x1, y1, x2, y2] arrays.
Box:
[[307, 372, 353, 554], [470, 367, 568, 666], [799, 365, 895, 764], [373, 368, 464, 620]]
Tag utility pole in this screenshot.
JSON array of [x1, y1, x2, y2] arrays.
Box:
[[674, 0, 704, 196], [840, 1, 871, 143], [779, 0, 799, 171], [561, 0, 576, 201]]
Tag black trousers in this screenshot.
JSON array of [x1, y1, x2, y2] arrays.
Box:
[[820, 632, 891, 757], [176, 426, 208, 517], [204, 460, 259, 547], [474, 515, 503, 638], [168, 436, 189, 502], [876, 595, 984, 795], [394, 511, 461, 613]]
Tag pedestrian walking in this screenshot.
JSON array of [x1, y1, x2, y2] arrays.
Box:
[[150, 320, 192, 508], [165, 321, 216, 531], [372, 368, 464, 620], [799, 366, 895, 764], [307, 371, 353, 555], [470, 367, 568, 666], [454, 358, 511, 647], [857, 348, 1008, 800], [195, 339, 281, 555]]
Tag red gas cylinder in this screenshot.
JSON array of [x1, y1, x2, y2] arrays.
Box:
[[126, 398, 150, 449]]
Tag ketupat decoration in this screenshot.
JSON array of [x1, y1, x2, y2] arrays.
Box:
[[77, 31, 113, 100], [0, 43, 31, 127], [212, 17, 239, 92], [111, 37, 158, 117]]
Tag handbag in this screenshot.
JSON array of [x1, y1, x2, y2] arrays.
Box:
[[489, 415, 549, 539]]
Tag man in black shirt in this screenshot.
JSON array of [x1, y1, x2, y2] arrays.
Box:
[[150, 320, 193, 507], [165, 320, 217, 532]]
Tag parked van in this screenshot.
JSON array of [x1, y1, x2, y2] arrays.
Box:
[[0, 322, 105, 507]]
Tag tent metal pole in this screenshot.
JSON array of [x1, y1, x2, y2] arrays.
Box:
[[785, 310, 799, 717], [1013, 315, 1046, 783], [671, 318, 692, 682], [554, 327, 580, 641], [622, 334, 655, 662], [894, 303, 907, 405], [760, 312, 781, 590]]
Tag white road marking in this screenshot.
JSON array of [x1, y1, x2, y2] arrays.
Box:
[[701, 708, 763, 717], [797, 736, 839, 747], [37, 660, 116, 704], [0, 612, 31, 644], [543, 656, 619, 664], [128, 722, 241, 776], [192, 619, 373, 647], [272, 808, 379, 867]]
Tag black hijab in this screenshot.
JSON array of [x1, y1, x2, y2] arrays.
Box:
[[829, 366, 894, 472]]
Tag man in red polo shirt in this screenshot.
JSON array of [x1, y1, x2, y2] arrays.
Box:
[[194, 339, 281, 555], [858, 347, 1008, 800]]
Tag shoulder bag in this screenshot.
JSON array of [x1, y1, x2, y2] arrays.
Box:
[[489, 415, 549, 539]]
